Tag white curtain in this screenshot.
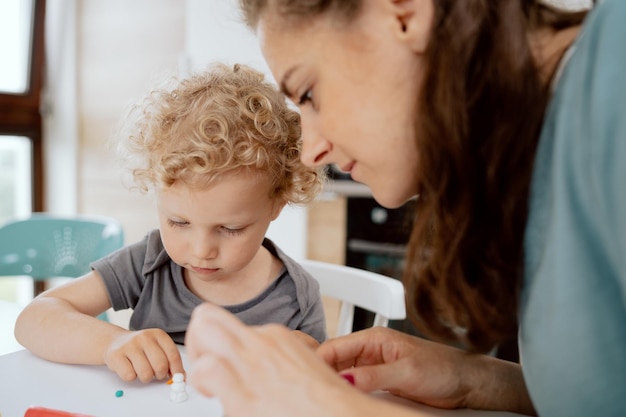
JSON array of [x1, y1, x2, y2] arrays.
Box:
[[43, 0, 79, 215]]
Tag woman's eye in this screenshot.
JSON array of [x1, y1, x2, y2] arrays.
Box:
[[298, 89, 313, 106]]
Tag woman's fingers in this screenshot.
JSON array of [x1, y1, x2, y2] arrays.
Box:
[[186, 304, 352, 417], [338, 357, 417, 394], [188, 348, 246, 400], [186, 303, 248, 361], [186, 304, 282, 415], [317, 327, 397, 370]]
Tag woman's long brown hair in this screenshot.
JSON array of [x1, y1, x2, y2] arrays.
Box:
[[406, 1, 588, 352], [239, 0, 589, 352]]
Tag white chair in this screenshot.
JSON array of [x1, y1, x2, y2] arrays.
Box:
[[299, 259, 407, 337]]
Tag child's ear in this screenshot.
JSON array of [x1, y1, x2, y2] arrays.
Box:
[[271, 199, 287, 221]]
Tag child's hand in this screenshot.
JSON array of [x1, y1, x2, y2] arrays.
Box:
[[103, 329, 185, 383]]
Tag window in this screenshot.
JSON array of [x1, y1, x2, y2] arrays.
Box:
[[0, 1, 35, 94], [0, 136, 33, 221], [0, 0, 45, 222], [0, 0, 45, 303]]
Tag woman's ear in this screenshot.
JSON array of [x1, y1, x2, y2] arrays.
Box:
[[390, 0, 434, 54]]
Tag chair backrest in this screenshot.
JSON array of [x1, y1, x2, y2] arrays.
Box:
[[0, 213, 125, 280], [299, 259, 406, 337]]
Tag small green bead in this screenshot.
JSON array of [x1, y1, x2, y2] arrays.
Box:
[[115, 390, 124, 398]]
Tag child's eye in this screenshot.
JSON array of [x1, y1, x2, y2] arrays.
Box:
[[221, 226, 244, 236], [298, 89, 313, 106], [167, 219, 188, 228]]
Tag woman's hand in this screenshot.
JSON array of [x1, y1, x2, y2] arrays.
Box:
[[318, 327, 471, 409], [185, 303, 372, 417], [185, 304, 532, 417], [318, 327, 535, 415], [291, 330, 321, 350], [104, 329, 185, 383]]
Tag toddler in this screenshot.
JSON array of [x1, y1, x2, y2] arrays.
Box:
[[15, 63, 327, 382]]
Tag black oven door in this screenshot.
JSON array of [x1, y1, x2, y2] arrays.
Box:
[[345, 197, 422, 336]]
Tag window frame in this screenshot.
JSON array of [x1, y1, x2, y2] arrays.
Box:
[[0, 0, 46, 212]]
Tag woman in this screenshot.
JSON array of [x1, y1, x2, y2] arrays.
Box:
[[185, 1, 626, 416]]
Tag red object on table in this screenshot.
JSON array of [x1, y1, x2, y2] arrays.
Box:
[[24, 406, 96, 417]]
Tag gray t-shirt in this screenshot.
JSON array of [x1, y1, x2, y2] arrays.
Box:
[[91, 229, 326, 344]]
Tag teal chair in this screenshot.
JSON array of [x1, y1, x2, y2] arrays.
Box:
[[0, 213, 124, 320]]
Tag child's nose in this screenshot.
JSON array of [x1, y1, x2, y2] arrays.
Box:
[[192, 234, 218, 260]]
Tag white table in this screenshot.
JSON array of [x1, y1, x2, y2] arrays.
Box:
[[0, 301, 523, 417], [0, 347, 525, 417], [0, 348, 224, 417], [0, 299, 25, 355]]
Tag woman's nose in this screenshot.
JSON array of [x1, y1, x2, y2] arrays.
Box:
[[299, 114, 333, 168]]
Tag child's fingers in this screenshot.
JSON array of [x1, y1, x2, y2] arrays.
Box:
[[128, 350, 158, 383], [107, 354, 138, 382], [158, 338, 185, 378], [143, 341, 174, 380], [169, 357, 186, 379]]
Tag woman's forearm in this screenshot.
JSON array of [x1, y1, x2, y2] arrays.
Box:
[[462, 354, 536, 416]]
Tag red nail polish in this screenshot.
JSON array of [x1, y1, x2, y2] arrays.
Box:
[[341, 373, 355, 385]]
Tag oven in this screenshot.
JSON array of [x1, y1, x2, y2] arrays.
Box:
[[330, 164, 518, 360], [345, 196, 422, 336], [343, 196, 519, 361]]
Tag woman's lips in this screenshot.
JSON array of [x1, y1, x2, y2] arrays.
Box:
[[339, 161, 355, 173]]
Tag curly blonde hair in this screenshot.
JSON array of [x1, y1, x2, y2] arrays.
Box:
[[117, 63, 324, 205]]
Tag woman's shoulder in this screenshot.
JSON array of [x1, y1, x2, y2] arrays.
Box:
[[587, 0, 626, 26], [573, 0, 626, 68], [545, 0, 626, 159], [527, 0, 626, 296]]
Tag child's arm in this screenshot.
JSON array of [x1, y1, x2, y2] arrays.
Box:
[[14, 271, 185, 382]]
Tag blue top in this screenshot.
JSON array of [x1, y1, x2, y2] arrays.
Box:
[[521, 0, 626, 415]]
